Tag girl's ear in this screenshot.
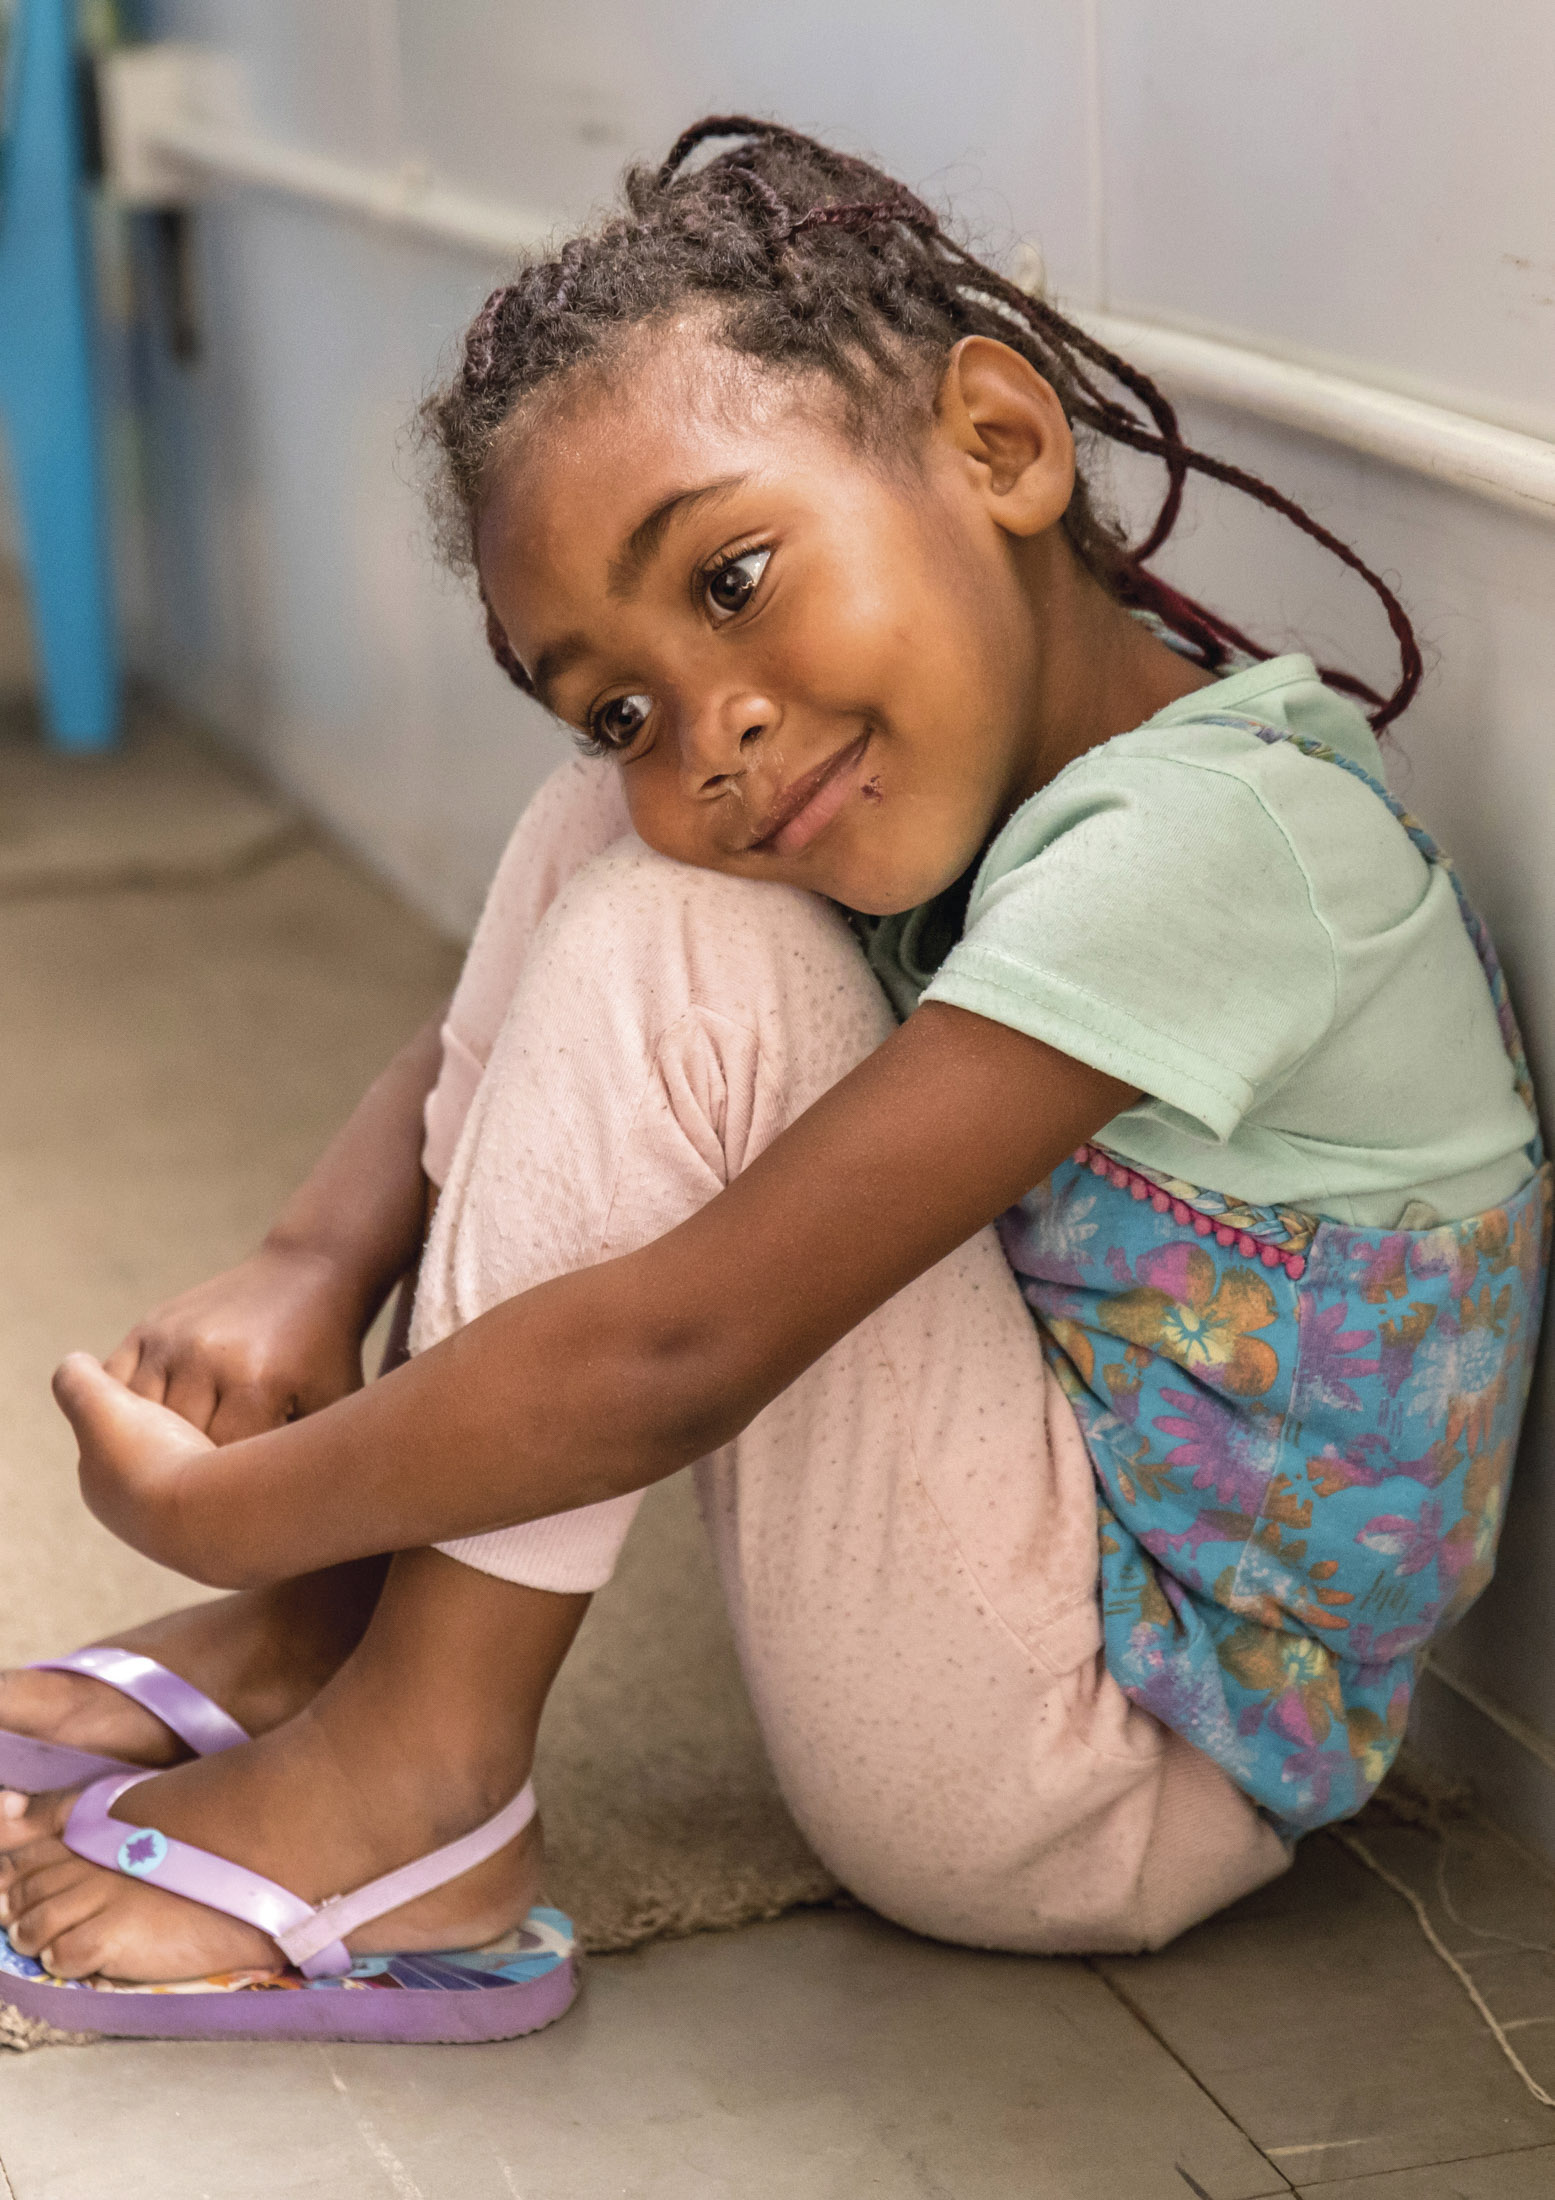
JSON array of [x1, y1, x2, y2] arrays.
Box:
[[933, 337, 1075, 538]]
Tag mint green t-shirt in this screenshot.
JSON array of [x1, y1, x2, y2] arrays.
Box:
[[867, 655, 1536, 1228]]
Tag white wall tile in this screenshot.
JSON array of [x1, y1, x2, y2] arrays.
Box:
[[396, 0, 1095, 290], [1099, 0, 1555, 433], [147, 0, 402, 165]]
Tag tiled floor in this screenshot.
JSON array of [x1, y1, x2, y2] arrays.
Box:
[[6, 1815, 1555, 2198], [1099, 1805, 1555, 2193], [4, 703, 1555, 2197]]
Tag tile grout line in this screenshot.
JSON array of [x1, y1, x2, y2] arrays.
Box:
[[1333, 1827, 1555, 2110], [1290, 2134, 1555, 2185], [319, 2049, 427, 2199], [1086, 1958, 1294, 2196]]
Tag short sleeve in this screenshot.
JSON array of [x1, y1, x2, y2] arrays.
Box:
[[921, 750, 1338, 1141]]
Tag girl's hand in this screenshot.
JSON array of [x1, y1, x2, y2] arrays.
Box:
[[54, 1353, 219, 1565], [102, 1244, 372, 1444]]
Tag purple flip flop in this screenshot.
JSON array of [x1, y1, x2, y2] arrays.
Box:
[[0, 1646, 249, 1792], [0, 1774, 578, 2043]]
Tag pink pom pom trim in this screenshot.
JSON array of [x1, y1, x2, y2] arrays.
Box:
[[1067, 1146, 1308, 1282]]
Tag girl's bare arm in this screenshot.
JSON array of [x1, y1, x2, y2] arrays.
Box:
[[102, 1012, 445, 1441], [59, 1004, 1133, 1586]]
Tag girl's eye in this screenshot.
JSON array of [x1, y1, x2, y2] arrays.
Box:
[[705, 547, 771, 619], [590, 692, 653, 749]]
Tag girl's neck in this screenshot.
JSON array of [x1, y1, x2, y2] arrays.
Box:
[[1006, 548, 1219, 819]]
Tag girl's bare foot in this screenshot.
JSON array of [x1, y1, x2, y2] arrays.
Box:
[[0, 1739, 546, 1980], [0, 1551, 586, 1982], [0, 1560, 390, 1774]]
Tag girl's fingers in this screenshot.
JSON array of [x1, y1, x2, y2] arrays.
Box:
[[50, 1353, 119, 1438], [101, 1334, 145, 1386], [124, 1345, 171, 1407], [52, 1355, 220, 1555], [55, 1357, 223, 1574], [208, 1383, 292, 1446], [162, 1365, 221, 1437], [53, 1356, 214, 1454]]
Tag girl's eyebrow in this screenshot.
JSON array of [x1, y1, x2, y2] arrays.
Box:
[[531, 475, 754, 705], [608, 475, 749, 598], [530, 632, 591, 711]]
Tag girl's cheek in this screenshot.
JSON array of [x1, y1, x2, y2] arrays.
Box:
[[619, 762, 702, 865]]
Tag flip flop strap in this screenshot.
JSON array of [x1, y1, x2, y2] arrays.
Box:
[[278, 1781, 538, 1970], [63, 1772, 323, 1962], [62, 1773, 539, 1981], [30, 1648, 249, 1757]]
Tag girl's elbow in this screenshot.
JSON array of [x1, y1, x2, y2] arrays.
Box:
[[639, 1330, 770, 1469]]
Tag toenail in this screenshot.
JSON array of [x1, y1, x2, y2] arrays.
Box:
[[39, 1946, 54, 1973], [0, 1791, 26, 1818]]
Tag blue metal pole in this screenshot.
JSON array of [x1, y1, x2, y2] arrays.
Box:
[[0, 0, 121, 750]]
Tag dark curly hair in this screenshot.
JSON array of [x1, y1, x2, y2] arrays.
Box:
[[421, 115, 1420, 730]]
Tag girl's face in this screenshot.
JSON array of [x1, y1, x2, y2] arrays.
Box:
[[476, 324, 1074, 915]]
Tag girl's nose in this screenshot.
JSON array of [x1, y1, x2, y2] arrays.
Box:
[[679, 691, 777, 797]]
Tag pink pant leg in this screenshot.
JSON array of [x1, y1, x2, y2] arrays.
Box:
[[417, 755, 641, 1587], [410, 834, 1290, 1953], [422, 755, 631, 1189]]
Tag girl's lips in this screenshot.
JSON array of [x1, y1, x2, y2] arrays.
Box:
[[753, 734, 872, 858]]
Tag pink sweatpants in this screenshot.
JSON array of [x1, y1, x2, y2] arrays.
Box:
[[411, 759, 1289, 1953]]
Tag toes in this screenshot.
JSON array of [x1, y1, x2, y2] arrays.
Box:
[[0, 1789, 30, 1847], [0, 1833, 78, 1893], [31, 1914, 116, 1982], [6, 1873, 109, 1964], [0, 1787, 73, 1853], [1, 1852, 95, 1931]]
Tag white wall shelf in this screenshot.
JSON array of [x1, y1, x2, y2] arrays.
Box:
[[1084, 314, 1555, 525]]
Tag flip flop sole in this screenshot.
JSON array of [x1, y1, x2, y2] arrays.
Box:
[[0, 1730, 143, 1793], [0, 1911, 580, 2045]]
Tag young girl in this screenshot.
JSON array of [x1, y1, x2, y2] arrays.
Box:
[[0, 119, 1546, 2044]]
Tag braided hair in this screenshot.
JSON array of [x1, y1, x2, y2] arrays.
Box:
[[422, 116, 1421, 730]]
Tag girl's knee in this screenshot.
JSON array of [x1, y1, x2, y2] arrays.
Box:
[[416, 843, 891, 1345], [534, 839, 898, 1082], [547, 835, 858, 975]]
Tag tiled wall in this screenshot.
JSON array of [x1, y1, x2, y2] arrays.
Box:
[[126, 0, 1555, 1844]]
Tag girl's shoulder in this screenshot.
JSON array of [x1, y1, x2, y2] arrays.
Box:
[[1084, 649, 1383, 787], [981, 655, 1400, 893]]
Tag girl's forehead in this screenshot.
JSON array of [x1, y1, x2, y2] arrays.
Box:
[[479, 335, 866, 575]]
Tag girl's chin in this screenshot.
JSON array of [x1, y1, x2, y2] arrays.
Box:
[[824, 851, 978, 920]]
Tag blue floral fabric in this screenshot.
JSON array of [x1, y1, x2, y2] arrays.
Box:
[[996, 720, 1551, 1838]]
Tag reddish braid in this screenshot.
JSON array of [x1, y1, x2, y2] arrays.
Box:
[[423, 116, 1420, 731]]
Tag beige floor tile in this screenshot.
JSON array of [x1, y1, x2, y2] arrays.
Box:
[[0, 699, 296, 897], [0, 565, 292, 897], [1097, 1822, 1555, 2188], [1292, 2142, 1555, 2197], [0, 1911, 1288, 2200]]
